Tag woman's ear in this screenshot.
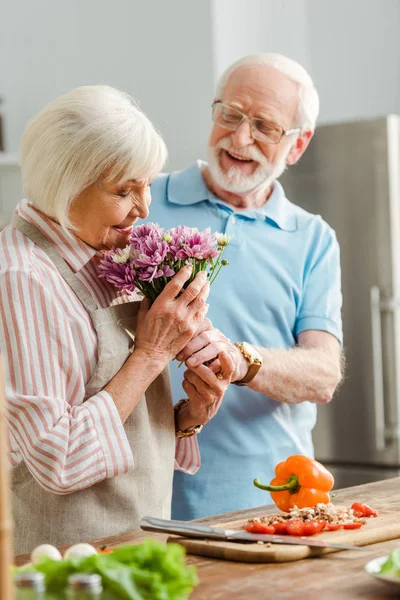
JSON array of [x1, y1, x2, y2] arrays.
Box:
[[286, 130, 314, 166]]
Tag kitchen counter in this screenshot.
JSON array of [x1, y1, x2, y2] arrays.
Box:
[[14, 477, 400, 599]]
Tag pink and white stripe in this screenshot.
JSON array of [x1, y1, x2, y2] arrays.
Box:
[[1, 199, 199, 494]]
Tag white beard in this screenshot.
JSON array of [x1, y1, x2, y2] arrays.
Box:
[[207, 138, 289, 194]]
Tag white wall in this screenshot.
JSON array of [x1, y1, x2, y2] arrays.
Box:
[[211, 0, 400, 124], [0, 0, 214, 170]]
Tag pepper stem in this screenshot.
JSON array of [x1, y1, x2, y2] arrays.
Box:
[[253, 474, 300, 494]]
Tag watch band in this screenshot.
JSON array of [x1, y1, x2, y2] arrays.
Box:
[[174, 399, 203, 438], [234, 342, 263, 386]]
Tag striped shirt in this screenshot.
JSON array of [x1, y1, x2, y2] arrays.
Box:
[[0, 199, 199, 494]]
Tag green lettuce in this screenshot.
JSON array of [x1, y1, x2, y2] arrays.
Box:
[[379, 549, 400, 577], [13, 539, 198, 599]]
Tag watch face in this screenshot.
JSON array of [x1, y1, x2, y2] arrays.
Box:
[[241, 342, 262, 362]]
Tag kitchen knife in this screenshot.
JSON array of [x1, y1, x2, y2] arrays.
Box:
[[140, 516, 366, 551]]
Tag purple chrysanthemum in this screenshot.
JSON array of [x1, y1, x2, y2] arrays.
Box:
[[98, 222, 230, 300], [169, 226, 220, 260], [130, 223, 164, 250], [98, 253, 137, 292]]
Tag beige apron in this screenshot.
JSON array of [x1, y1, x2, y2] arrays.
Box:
[[10, 215, 176, 555]]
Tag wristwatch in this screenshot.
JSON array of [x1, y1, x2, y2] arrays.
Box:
[[234, 342, 263, 386], [174, 399, 203, 438]]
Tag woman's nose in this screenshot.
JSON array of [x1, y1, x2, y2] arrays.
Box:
[[133, 195, 150, 219]]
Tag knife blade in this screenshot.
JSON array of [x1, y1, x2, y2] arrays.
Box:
[[140, 516, 366, 551]]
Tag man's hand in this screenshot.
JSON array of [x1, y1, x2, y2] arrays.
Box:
[[175, 351, 234, 431], [176, 320, 248, 382]]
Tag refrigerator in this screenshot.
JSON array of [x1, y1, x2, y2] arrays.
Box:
[[280, 116, 400, 488]]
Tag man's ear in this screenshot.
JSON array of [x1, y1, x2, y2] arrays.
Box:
[[286, 130, 314, 166]]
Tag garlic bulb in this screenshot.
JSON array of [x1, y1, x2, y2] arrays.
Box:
[[63, 543, 97, 559], [31, 544, 62, 563]]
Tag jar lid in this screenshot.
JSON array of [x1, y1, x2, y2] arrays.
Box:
[[68, 573, 103, 592], [14, 571, 45, 589]]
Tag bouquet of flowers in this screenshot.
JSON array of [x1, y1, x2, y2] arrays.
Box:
[[98, 223, 231, 301]]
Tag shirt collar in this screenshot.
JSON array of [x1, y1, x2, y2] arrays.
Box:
[[166, 160, 297, 231], [16, 199, 98, 273]]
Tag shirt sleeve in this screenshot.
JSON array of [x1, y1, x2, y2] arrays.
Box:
[[175, 436, 200, 474], [1, 268, 134, 495], [295, 225, 343, 343]]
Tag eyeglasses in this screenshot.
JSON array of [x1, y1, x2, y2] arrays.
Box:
[[211, 101, 301, 145]]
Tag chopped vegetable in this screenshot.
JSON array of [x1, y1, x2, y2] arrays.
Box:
[[272, 523, 288, 535], [379, 549, 400, 577], [351, 502, 379, 518], [244, 522, 275, 534], [244, 499, 380, 537], [246, 519, 326, 537], [253, 455, 334, 512], [13, 539, 197, 600], [343, 522, 363, 530]]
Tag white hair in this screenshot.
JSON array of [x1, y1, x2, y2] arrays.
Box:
[[215, 53, 319, 131], [20, 85, 167, 230]]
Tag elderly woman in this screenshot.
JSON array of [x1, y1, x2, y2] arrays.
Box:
[[0, 85, 234, 555]]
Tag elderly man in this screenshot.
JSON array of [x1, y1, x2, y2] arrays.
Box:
[[149, 53, 343, 520]]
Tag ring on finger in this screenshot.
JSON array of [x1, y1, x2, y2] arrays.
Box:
[[216, 372, 224, 380]]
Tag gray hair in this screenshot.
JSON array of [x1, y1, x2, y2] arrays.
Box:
[[215, 53, 319, 131], [20, 85, 167, 230]]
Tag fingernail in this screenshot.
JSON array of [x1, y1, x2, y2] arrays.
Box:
[[187, 357, 197, 366], [185, 264, 193, 272], [176, 353, 183, 361]]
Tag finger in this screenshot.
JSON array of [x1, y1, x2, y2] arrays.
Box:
[[186, 342, 230, 368], [208, 359, 222, 374], [184, 368, 214, 400], [186, 362, 224, 389], [193, 317, 213, 336], [176, 328, 215, 362], [218, 351, 235, 381], [180, 272, 209, 305], [193, 302, 209, 323], [160, 264, 193, 300], [182, 379, 210, 413]]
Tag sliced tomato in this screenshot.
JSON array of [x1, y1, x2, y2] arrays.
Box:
[[245, 522, 275, 534], [343, 522, 363, 530], [352, 510, 364, 518], [300, 521, 325, 536], [285, 520, 305, 536], [361, 504, 378, 518], [272, 522, 289, 535], [351, 502, 378, 518], [324, 523, 341, 531]]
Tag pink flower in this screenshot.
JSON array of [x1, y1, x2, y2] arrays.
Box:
[[134, 237, 169, 267], [169, 226, 220, 260], [98, 254, 137, 292], [130, 223, 164, 249], [98, 222, 231, 301]]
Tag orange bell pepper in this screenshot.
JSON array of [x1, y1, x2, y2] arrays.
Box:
[[253, 455, 334, 512]]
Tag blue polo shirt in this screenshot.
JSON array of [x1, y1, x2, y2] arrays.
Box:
[[148, 161, 343, 520]]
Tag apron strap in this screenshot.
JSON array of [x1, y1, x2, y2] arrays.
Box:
[[11, 214, 98, 312]]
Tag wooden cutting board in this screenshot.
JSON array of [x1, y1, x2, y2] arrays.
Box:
[[168, 509, 400, 563]]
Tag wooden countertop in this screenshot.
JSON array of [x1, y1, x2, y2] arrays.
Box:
[[15, 477, 400, 599]]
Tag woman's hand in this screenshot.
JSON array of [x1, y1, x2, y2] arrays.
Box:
[[175, 351, 235, 430], [133, 265, 210, 368], [176, 323, 249, 383]]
